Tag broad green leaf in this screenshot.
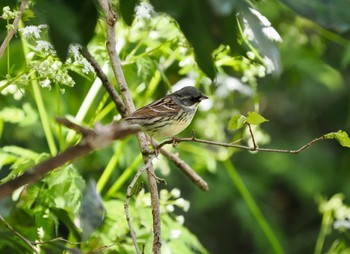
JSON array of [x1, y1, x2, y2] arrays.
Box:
[[228, 114, 246, 130], [246, 112, 269, 125], [280, 0, 350, 33], [324, 130, 350, 148]]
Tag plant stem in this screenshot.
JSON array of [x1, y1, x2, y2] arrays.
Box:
[[224, 160, 284, 254], [20, 21, 57, 156]]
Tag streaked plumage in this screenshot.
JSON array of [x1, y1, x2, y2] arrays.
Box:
[[125, 86, 208, 139]]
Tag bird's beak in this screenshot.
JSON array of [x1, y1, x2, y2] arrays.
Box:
[[200, 95, 209, 101]]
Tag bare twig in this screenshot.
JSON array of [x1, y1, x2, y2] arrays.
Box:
[[96, 1, 162, 253], [0, 119, 140, 198], [0, 213, 39, 253], [158, 134, 327, 154], [78, 46, 127, 117], [0, 0, 28, 59], [125, 159, 153, 254], [247, 123, 257, 150]]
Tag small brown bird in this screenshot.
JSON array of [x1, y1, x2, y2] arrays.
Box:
[[125, 86, 208, 139]]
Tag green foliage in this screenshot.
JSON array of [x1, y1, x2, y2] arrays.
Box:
[[1, 1, 350, 254], [324, 130, 350, 148], [246, 111, 268, 125]]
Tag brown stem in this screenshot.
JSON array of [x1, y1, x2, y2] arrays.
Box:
[[0, 120, 139, 198], [79, 46, 127, 117], [96, 1, 162, 252], [157, 135, 327, 154], [0, 0, 28, 59]]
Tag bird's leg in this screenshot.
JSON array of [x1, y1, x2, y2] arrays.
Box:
[[149, 136, 160, 157], [172, 136, 178, 148]]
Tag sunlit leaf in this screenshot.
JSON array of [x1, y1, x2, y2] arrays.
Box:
[[324, 130, 350, 148], [228, 114, 246, 130], [246, 111, 268, 125]]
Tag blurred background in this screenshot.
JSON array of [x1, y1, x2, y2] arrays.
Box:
[[1, 0, 350, 253]]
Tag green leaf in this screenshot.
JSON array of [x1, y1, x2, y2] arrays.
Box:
[[324, 130, 350, 148], [246, 112, 269, 125], [280, 0, 350, 33], [228, 114, 246, 130], [119, 0, 138, 26]]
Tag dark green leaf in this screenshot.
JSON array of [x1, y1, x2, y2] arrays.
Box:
[[119, 0, 138, 26], [280, 0, 350, 32], [36, 0, 98, 60]]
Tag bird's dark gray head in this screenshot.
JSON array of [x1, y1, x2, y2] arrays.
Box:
[[171, 86, 208, 107]]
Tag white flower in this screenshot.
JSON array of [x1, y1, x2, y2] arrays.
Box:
[[20, 25, 44, 39], [135, 2, 154, 19], [165, 204, 175, 212], [334, 219, 350, 230], [176, 215, 185, 225], [40, 78, 51, 90], [36, 40, 56, 55], [263, 56, 275, 74], [2, 6, 18, 20], [246, 51, 255, 60], [170, 229, 182, 239], [170, 188, 181, 198], [175, 198, 190, 212]]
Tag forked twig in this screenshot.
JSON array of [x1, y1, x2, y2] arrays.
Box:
[[0, 0, 28, 58], [158, 131, 326, 154], [124, 159, 153, 254]]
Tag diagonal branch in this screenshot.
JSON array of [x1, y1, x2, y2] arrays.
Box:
[[96, 1, 161, 253], [0, 118, 140, 198], [78, 46, 127, 117], [0, 0, 28, 59]]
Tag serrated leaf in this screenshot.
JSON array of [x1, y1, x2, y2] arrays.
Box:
[[324, 130, 350, 148], [228, 114, 246, 130], [246, 112, 268, 125]]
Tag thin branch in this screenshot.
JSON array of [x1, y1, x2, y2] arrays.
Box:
[[96, 1, 162, 253], [125, 159, 153, 254], [0, 119, 140, 198], [247, 123, 257, 150], [0, 0, 28, 59], [79, 46, 127, 117], [159, 147, 209, 191], [158, 134, 327, 154], [0, 214, 39, 253]]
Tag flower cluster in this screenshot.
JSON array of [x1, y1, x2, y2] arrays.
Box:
[[1, 6, 18, 20], [319, 194, 350, 231], [135, 188, 190, 214], [17, 25, 95, 93]]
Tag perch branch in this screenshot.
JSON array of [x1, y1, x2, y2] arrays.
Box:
[[79, 46, 127, 117], [125, 159, 153, 254], [96, 1, 161, 252], [0, 0, 28, 59], [157, 132, 327, 154], [0, 118, 140, 198]]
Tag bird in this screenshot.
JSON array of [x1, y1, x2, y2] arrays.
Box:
[[125, 86, 208, 139]]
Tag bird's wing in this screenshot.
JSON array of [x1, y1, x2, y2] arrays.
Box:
[[128, 96, 179, 119]]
